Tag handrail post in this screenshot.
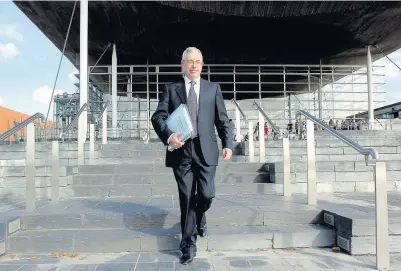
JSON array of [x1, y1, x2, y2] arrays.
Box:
[[51, 140, 59, 201], [258, 110, 265, 162], [89, 124, 95, 164], [78, 138, 84, 165], [306, 119, 317, 205], [25, 123, 36, 212], [235, 106, 241, 143], [374, 161, 389, 270], [248, 121, 254, 162], [102, 102, 108, 144], [283, 137, 291, 196]]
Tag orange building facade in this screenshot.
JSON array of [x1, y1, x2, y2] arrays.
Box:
[[0, 106, 53, 141], [0, 106, 31, 134]]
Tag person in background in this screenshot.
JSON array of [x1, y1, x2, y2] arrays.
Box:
[[264, 121, 269, 140]]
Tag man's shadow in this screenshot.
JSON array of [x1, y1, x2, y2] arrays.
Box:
[[84, 199, 182, 260]]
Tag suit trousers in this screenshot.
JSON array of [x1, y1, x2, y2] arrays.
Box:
[[172, 137, 216, 250]]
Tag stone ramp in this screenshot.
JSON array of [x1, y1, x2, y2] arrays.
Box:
[[0, 248, 384, 271], [318, 193, 401, 255]]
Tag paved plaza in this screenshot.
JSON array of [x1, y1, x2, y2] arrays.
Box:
[[1, 248, 399, 270]]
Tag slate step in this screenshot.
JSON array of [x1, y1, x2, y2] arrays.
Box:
[[64, 183, 283, 197], [72, 172, 275, 185], [18, 197, 322, 230], [76, 162, 274, 175], [8, 225, 334, 253]]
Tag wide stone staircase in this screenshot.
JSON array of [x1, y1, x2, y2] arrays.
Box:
[[0, 129, 400, 269]]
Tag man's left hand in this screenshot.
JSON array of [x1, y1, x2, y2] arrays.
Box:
[[222, 148, 232, 161]]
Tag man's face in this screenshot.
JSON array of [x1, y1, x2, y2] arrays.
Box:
[[181, 51, 203, 80]]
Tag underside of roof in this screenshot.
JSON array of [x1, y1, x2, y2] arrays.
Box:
[[13, 1, 401, 99]]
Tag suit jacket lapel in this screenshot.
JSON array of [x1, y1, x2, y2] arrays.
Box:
[[175, 79, 186, 104]]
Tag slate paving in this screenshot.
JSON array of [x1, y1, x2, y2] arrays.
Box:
[[0, 248, 392, 270]]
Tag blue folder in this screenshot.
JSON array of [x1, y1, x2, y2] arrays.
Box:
[[165, 104, 195, 151]]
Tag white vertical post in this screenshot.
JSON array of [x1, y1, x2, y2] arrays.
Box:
[[367, 45, 375, 130], [112, 44, 118, 137], [78, 0, 88, 145], [374, 161, 389, 270], [259, 111, 265, 162], [306, 119, 316, 205], [102, 105, 108, 144], [25, 123, 35, 211], [89, 124, 95, 164], [51, 140, 59, 201], [283, 137, 291, 197], [78, 139, 84, 165], [248, 121, 254, 162], [235, 107, 241, 143]]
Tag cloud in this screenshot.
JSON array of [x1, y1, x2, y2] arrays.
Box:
[[0, 24, 23, 41], [374, 51, 401, 78], [32, 85, 66, 105], [68, 68, 79, 83], [0, 42, 19, 60]]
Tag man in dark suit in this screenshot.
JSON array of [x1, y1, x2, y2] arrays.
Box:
[[151, 47, 233, 265]]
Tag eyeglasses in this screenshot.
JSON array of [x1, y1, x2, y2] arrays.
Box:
[[184, 60, 203, 66]]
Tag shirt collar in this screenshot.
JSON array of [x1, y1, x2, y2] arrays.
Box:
[[184, 75, 200, 85]]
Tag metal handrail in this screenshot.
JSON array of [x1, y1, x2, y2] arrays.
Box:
[[59, 103, 88, 139], [0, 113, 45, 142], [375, 118, 384, 129], [296, 110, 379, 165], [252, 102, 280, 135], [292, 94, 307, 110], [231, 99, 248, 121], [96, 101, 110, 122]]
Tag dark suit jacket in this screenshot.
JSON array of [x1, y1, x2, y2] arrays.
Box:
[[151, 77, 233, 168]]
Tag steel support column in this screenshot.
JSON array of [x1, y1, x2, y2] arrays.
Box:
[[234, 66, 241, 142], [319, 60, 323, 120], [112, 44, 118, 134], [367, 45, 375, 130], [127, 77, 132, 138], [78, 0, 88, 144]]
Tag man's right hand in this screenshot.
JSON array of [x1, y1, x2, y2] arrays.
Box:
[[169, 132, 185, 149]]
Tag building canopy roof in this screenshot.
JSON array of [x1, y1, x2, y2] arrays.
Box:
[[13, 1, 401, 99]]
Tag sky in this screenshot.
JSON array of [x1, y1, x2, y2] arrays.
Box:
[[0, 1, 400, 119], [0, 1, 77, 117]]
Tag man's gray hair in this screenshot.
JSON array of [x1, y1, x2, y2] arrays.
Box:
[[182, 47, 203, 60]]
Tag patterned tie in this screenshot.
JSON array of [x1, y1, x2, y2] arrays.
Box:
[[188, 80, 198, 137]]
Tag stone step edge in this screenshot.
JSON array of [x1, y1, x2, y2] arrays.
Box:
[[7, 225, 334, 253], [18, 207, 321, 231]]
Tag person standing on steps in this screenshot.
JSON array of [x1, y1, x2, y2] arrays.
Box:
[[151, 47, 233, 265]]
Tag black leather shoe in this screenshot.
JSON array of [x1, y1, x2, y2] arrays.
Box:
[[180, 251, 196, 265], [198, 226, 207, 237], [180, 245, 197, 265]]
